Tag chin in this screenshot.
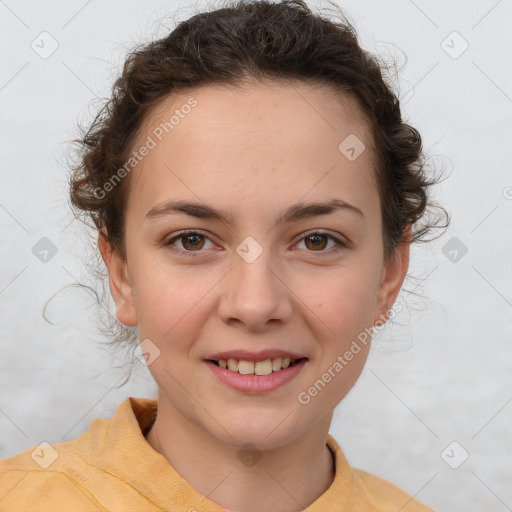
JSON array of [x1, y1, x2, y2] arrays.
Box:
[[207, 410, 304, 451]]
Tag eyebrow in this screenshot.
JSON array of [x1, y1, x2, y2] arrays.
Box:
[[145, 198, 365, 226]]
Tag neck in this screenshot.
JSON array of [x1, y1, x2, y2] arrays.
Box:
[[145, 391, 335, 512]]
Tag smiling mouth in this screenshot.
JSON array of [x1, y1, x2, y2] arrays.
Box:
[[206, 357, 308, 376]]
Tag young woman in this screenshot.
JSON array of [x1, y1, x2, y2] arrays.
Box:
[[0, 0, 448, 510]]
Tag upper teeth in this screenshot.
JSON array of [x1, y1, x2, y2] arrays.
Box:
[[216, 357, 297, 375]]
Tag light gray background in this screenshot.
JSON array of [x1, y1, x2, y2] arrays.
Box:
[[1, 0, 511, 510]]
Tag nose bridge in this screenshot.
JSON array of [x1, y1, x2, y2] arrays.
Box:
[[234, 234, 282, 302], [218, 235, 292, 328]]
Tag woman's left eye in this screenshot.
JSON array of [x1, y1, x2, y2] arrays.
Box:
[[295, 231, 346, 254], [163, 230, 346, 257]]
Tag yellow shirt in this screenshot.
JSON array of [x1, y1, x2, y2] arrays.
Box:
[[0, 397, 434, 511]]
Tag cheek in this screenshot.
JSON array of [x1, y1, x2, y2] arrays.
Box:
[[300, 266, 379, 333], [132, 262, 217, 342], [299, 276, 374, 407]]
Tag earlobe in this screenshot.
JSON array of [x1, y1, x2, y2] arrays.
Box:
[[98, 230, 138, 327], [373, 225, 412, 326]]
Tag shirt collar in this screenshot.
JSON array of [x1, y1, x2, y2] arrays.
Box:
[[76, 396, 359, 510]]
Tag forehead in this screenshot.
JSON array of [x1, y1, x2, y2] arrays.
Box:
[[127, 80, 377, 222], [137, 79, 372, 154]]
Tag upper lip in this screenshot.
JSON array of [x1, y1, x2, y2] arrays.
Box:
[[205, 349, 308, 362]]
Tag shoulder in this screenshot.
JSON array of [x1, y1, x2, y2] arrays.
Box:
[[353, 467, 436, 511], [0, 441, 103, 512], [0, 398, 160, 511], [325, 434, 435, 511], [0, 441, 158, 512]]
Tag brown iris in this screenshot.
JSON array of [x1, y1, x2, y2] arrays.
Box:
[[304, 233, 328, 251], [181, 233, 205, 251]]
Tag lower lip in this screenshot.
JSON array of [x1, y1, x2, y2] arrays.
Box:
[[204, 359, 308, 394]]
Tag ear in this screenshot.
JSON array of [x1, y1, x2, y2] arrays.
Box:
[[98, 229, 137, 327], [373, 224, 412, 326]]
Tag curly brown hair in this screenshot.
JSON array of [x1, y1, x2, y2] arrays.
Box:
[[66, 0, 449, 355]]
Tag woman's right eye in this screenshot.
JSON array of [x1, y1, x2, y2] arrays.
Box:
[[163, 231, 216, 256]]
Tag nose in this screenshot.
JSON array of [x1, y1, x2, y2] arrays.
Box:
[[217, 245, 294, 332]]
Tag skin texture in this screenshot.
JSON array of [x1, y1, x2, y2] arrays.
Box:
[[99, 80, 411, 512]]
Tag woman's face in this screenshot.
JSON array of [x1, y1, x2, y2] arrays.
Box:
[[102, 80, 409, 450]]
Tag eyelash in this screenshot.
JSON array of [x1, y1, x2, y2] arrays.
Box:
[[162, 230, 347, 258]]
